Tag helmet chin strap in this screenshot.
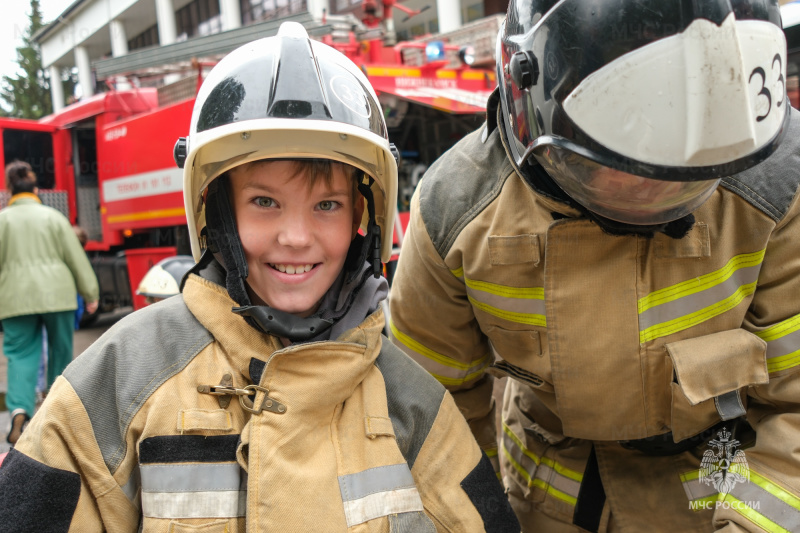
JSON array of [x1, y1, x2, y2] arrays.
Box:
[[203, 174, 382, 341]]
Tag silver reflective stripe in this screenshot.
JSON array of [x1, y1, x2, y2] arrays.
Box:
[[389, 511, 436, 533], [679, 470, 717, 503], [638, 263, 761, 334], [141, 463, 246, 519], [141, 490, 247, 519], [765, 328, 800, 359], [141, 463, 242, 492], [714, 391, 746, 421], [728, 475, 800, 532], [339, 464, 416, 501], [339, 465, 424, 527]]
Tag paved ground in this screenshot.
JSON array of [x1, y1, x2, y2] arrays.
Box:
[[0, 307, 132, 452]]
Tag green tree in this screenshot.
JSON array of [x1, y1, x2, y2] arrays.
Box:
[[0, 0, 62, 118]]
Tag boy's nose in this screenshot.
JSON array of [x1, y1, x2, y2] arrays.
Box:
[[276, 213, 313, 248]]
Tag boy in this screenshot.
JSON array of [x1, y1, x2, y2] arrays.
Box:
[[0, 23, 519, 532]]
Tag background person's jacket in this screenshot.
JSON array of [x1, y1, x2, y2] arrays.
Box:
[[0, 268, 519, 532], [0, 195, 98, 320], [388, 102, 800, 532]]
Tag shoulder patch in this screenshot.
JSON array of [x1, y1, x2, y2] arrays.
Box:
[[461, 452, 521, 533], [720, 108, 800, 222], [0, 448, 81, 530], [63, 295, 213, 474], [419, 125, 514, 258], [375, 337, 446, 470]]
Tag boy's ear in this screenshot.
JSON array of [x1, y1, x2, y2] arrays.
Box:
[[352, 195, 365, 238]]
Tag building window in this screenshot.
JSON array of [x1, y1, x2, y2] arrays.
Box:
[[240, 0, 307, 25], [176, 0, 223, 40], [465, 3, 484, 22], [128, 25, 159, 51]]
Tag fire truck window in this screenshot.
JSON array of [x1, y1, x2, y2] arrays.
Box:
[[74, 127, 98, 184], [2, 129, 55, 189]]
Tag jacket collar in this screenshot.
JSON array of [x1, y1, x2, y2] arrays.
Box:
[[182, 274, 386, 415], [8, 193, 41, 206]]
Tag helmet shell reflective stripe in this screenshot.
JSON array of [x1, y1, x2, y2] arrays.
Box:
[[497, 0, 789, 181], [182, 22, 398, 261]]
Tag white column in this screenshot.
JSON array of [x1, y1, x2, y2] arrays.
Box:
[[110, 19, 128, 57], [74, 46, 94, 99], [305, 0, 330, 20], [49, 65, 65, 112], [436, 0, 462, 33], [219, 0, 242, 31], [155, 0, 177, 45], [109, 20, 132, 90]]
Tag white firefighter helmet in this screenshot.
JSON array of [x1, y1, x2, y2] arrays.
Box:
[[497, 0, 789, 224], [136, 255, 196, 303], [177, 21, 398, 261]]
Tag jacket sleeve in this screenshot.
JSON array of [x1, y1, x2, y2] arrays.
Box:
[[0, 376, 139, 531], [389, 191, 499, 464], [713, 192, 800, 532], [413, 389, 520, 533], [57, 215, 99, 303]]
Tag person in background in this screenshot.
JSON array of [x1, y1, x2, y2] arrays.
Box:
[[0, 161, 99, 444]]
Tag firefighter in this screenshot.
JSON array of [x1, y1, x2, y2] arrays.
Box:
[[0, 22, 519, 531], [388, 0, 800, 531]]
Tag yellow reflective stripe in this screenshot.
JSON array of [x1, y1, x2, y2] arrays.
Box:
[[388, 321, 491, 387], [638, 249, 765, 314], [500, 443, 577, 506], [469, 296, 547, 327], [451, 266, 464, 278], [750, 471, 800, 513], [639, 281, 757, 343], [541, 456, 583, 483], [756, 313, 800, 342], [767, 349, 800, 373], [389, 321, 480, 372], [485, 447, 498, 458], [502, 424, 583, 482], [721, 493, 791, 533], [465, 279, 544, 300]]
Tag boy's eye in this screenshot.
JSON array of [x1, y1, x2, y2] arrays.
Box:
[[319, 200, 336, 211], [255, 197, 275, 208]]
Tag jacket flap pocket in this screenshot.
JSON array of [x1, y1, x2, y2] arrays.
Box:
[[488, 234, 539, 265], [666, 329, 768, 405], [364, 416, 395, 439], [177, 409, 233, 432]]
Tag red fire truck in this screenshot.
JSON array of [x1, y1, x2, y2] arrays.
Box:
[[0, 13, 497, 320]]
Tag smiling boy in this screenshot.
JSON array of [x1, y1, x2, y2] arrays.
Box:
[[0, 23, 519, 532]]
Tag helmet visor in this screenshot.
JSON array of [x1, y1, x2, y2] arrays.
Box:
[[534, 146, 719, 225]]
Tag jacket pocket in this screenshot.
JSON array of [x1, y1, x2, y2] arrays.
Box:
[[485, 325, 553, 392], [666, 329, 768, 441]]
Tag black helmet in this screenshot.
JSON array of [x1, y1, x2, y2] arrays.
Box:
[[497, 0, 789, 224], [178, 22, 398, 339]]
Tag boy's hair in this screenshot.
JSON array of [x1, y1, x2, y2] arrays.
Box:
[[5, 160, 37, 195], [231, 158, 362, 201]]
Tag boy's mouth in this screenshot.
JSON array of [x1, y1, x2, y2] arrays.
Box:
[[268, 263, 316, 275]]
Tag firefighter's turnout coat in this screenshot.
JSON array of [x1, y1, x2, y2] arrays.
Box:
[[389, 101, 800, 532], [0, 269, 518, 532]]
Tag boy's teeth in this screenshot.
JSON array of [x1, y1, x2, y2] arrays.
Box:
[[272, 264, 313, 274]]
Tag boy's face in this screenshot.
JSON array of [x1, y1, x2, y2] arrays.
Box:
[[228, 160, 364, 318]]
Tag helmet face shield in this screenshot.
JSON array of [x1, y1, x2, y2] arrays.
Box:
[[497, 0, 789, 182], [534, 147, 720, 224]]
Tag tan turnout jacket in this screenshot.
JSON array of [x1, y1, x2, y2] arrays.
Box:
[[0, 271, 519, 532], [389, 102, 800, 532]]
